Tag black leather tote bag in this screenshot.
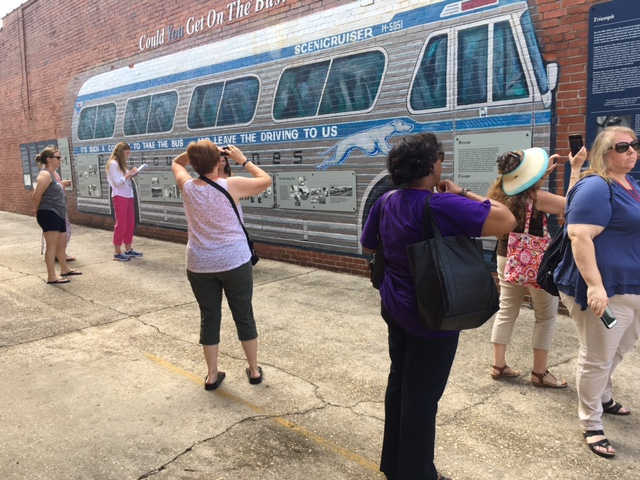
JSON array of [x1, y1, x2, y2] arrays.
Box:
[[406, 196, 499, 331]]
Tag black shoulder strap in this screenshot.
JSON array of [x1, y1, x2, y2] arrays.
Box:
[[422, 194, 437, 239], [376, 189, 397, 244], [198, 175, 253, 246]]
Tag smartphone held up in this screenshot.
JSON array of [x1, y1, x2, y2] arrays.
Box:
[[569, 134, 584, 157]]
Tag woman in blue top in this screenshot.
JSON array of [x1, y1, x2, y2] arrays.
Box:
[[554, 126, 640, 459], [361, 133, 515, 480]]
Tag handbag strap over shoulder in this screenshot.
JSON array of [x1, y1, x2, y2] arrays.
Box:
[[421, 193, 438, 240], [524, 200, 533, 234], [376, 189, 397, 243], [198, 175, 253, 250], [524, 200, 549, 238]]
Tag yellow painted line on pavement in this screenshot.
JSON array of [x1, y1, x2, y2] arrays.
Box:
[[144, 352, 380, 473]]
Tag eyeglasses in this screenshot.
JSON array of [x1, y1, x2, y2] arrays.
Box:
[[51, 155, 62, 159], [610, 141, 640, 154]]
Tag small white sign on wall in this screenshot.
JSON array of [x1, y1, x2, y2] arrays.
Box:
[[454, 131, 532, 197], [57, 137, 73, 191]]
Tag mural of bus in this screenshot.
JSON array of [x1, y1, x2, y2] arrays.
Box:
[[71, 0, 558, 256]]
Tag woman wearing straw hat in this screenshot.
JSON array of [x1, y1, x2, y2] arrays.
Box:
[[488, 146, 586, 387]]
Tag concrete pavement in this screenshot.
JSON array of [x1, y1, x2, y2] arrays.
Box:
[[0, 211, 638, 479]]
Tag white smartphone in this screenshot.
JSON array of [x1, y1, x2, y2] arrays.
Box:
[[601, 307, 617, 329]]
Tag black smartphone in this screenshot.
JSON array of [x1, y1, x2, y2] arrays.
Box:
[[569, 134, 583, 156], [601, 307, 617, 329]]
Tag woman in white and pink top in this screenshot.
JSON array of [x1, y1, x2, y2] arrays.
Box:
[[106, 142, 143, 261], [172, 140, 272, 390]]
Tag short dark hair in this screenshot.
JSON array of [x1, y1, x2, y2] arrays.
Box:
[[387, 133, 442, 186], [187, 139, 220, 176]]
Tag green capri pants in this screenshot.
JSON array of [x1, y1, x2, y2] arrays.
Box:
[[187, 261, 257, 345]]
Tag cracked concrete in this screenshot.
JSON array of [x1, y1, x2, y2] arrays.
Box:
[[0, 211, 638, 480]]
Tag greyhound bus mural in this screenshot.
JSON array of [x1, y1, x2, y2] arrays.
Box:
[[71, 0, 558, 256]]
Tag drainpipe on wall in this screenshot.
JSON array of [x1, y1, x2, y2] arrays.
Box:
[[18, 1, 38, 120]]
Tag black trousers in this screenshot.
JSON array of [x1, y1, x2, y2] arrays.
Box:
[[380, 313, 459, 480], [187, 261, 257, 345]]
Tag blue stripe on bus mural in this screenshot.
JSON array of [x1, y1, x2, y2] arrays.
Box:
[[75, 0, 522, 105], [73, 112, 550, 158]]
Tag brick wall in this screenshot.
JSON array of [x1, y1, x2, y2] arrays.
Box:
[[0, 0, 604, 276], [529, 0, 608, 195]]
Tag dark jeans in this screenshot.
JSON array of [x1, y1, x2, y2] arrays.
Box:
[[187, 261, 257, 345], [380, 313, 459, 480]]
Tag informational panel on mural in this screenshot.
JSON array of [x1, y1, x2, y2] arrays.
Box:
[[19, 139, 58, 189], [454, 131, 532, 197], [588, 0, 640, 178]]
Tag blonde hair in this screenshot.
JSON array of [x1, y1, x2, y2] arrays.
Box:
[[582, 126, 637, 182], [107, 142, 131, 175]]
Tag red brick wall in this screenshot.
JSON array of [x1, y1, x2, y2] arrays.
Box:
[[0, 0, 604, 276], [529, 0, 608, 194]]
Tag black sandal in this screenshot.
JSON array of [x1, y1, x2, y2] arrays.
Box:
[[246, 366, 263, 385], [603, 398, 631, 415], [204, 371, 225, 391], [583, 430, 615, 458]]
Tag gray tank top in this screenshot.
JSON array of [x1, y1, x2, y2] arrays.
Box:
[[38, 170, 66, 219]]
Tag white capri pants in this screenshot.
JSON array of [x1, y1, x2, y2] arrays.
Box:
[[560, 292, 640, 431], [491, 255, 559, 351]]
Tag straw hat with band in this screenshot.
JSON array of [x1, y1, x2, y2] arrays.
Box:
[[501, 147, 549, 196]]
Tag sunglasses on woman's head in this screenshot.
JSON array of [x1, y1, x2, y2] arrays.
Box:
[[611, 141, 640, 154]]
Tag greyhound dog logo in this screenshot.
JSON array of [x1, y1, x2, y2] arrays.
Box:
[[317, 119, 414, 169]]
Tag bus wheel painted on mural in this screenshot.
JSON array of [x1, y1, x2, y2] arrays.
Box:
[[71, 0, 558, 256]]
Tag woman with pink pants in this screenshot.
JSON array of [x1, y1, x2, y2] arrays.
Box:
[[106, 142, 143, 261]]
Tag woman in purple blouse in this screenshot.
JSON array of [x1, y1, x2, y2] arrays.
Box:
[[361, 133, 515, 480]]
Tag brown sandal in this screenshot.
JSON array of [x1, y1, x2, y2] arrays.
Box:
[[531, 369, 567, 388], [491, 364, 521, 380]]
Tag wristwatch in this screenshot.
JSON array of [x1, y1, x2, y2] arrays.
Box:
[[241, 159, 250, 168], [460, 188, 469, 197]]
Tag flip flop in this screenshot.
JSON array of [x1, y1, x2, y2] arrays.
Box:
[[204, 371, 226, 391], [47, 278, 70, 284], [246, 366, 263, 385], [61, 270, 83, 276]]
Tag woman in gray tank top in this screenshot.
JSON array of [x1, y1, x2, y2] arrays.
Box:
[[32, 147, 82, 284]]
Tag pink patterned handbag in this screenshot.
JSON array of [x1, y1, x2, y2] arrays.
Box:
[[503, 201, 550, 288]]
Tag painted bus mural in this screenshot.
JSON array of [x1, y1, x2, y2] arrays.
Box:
[[71, 0, 558, 256]]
